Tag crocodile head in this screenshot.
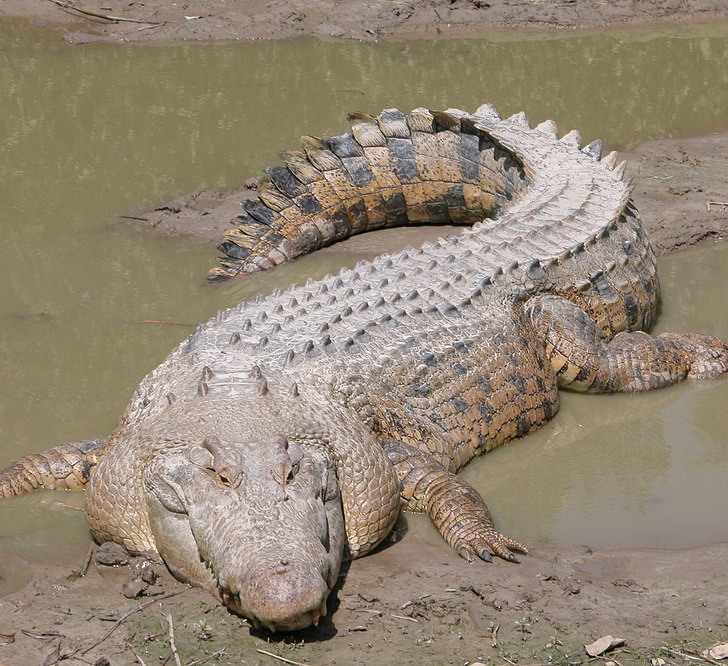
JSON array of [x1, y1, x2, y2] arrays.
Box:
[[141, 404, 346, 632]]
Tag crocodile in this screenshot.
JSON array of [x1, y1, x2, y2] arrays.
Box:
[[1, 105, 727, 633]]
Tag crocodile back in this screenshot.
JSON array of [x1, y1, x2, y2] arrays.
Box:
[[121, 106, 658, 435]]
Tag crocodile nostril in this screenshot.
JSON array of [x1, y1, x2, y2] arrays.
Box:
[[273, 560, 290, 574]]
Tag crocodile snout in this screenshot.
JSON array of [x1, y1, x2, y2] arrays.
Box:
[[223, 560, 330, 632]]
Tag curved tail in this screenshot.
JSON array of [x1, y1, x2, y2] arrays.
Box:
[[0, 438, 111, 498], [209, 107, 524, 280]]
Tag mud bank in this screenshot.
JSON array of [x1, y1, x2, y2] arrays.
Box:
[[1, 535, 727, 665], [3, 0, 728, 44]]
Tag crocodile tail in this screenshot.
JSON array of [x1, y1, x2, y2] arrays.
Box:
[[209, 106, 526, 280], [0, 438, 111, 498]]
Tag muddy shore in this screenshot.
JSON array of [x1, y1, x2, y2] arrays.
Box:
[[0, 2, 727, 666], [3, 0, 728, 44]]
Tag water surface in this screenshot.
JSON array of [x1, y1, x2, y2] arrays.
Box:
[[1, 20, 727, 591]]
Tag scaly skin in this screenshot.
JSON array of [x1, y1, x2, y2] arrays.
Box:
[[1, 105, 726, 632]]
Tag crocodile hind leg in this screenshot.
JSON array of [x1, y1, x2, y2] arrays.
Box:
[[0, 438, 111, 498], [527, 295, 728, 392], [384, 441, 528, 563]]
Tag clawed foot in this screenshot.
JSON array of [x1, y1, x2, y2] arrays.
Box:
[[426, 473, 529, 564], [453, 525, 529, 564], [658, 332, 728, 380], [386, 441, 530, 564]]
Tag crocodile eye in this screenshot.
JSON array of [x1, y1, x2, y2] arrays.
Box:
[[215, 467, 241, 489]]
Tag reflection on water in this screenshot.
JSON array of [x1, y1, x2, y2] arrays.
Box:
[[0, 19, 727, 591]]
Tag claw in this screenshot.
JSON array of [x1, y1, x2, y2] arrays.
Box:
[[457, 545, 476, 563], [474, 546, 493, 563]]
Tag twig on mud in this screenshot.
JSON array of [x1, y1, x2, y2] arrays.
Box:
[[400, 594, 430, 609], [491, 623, 499, 647], [68, 544, 95, 580], [21, 629, 63, 640], [57, 645, 87, 664], [707, 201, 728, 211], [118, 215, 150, 222], [81, 591, 184, 656], [663, 645, 722, 665], [661, 647, 701, 661], [164, 613, 182, 666], [255, 648, 310, 666], [79, 545, 94, 576], [137, 22, 165, 32], [46, 0, 164, 25], [131, 648, 149, 666], [185, 649, 227, 666], [390, 614, 419, 623]]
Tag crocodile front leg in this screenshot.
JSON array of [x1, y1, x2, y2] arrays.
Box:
[[384, 441, 528, 563], [527, 295, 728, 392], [0, 438, 111, 498]]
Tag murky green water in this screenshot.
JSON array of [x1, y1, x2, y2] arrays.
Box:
[[1, 20, 727, 589]]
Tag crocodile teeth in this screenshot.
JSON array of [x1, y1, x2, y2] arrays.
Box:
[[601, 150, 619, 169], [506, 111, 530, 128], [613, 160, 628, 179]]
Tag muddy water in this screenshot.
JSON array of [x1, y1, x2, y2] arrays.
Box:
[[1, 20, 727, 591]]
